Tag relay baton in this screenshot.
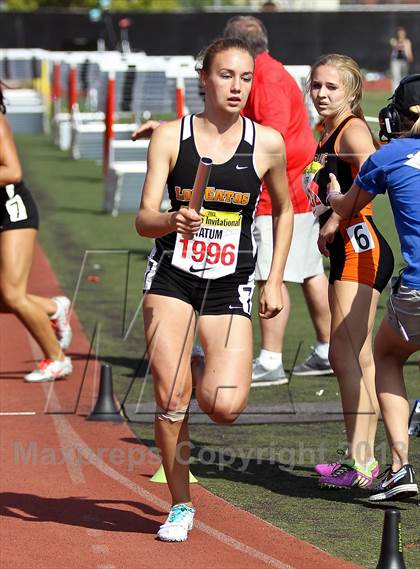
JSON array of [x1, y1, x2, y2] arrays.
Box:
[[189, 157, 212, 212]]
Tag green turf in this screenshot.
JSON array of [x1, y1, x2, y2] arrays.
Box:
[[134, 421, 420, 569], [362, 90, 392, 121], [14, 93, 420, 568]]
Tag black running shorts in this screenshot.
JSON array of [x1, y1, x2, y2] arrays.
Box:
[[143, 255, 255, 319], [328, 215, 394, 293]]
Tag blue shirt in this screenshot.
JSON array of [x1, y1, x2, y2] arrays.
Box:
[[355, 137, 420, 288]]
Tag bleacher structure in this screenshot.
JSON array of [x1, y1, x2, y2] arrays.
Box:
[[104, 139, 151, 215], [0, 48, 317, 215], [109, 139, 149, 164], [104, 161, 147, 216], [71, 120, 137, 161], [3, 88, 45, 134]]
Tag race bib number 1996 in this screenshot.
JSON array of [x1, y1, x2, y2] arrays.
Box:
[[172, 208, 242, 279]]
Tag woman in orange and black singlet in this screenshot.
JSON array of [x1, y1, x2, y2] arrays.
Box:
[[303, 54, 394, 490]]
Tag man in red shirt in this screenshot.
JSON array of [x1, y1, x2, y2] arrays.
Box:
[[224, 16, 332, 384]]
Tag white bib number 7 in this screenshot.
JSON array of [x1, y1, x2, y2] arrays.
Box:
[[6, 195, 28, 222], [346, 222, 375, 253], [5, 184, 28, 223]]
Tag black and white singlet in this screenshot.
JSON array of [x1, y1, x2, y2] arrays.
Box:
[[149, 114, 262, 280]]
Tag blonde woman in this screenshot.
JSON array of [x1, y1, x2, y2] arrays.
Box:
[[304, 55, 394, 489], [328, 74, 420, 502]]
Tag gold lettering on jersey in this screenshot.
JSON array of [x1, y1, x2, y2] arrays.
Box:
[[175, 187, 192, 201], [174, 186, 250, 205], [205, 187, 215, 200]]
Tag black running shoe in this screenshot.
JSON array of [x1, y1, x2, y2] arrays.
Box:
[[369, 464, 418, 502]]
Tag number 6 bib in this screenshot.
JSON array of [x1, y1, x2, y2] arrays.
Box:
[[346, 221, 375, 253], [172, 208, 242, 279]]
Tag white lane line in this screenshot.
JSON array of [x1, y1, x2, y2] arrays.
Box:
[[0, 412, 36, 416], [41, 384, 86, 485], [26, 334, 58, 415], [25, 333, 116, 566], [92, 545, 110, 554], [58, 416, 294, 569], [86, 528, 103, 537], [25, 334, 86, 486], [27, 332, 294, 568]]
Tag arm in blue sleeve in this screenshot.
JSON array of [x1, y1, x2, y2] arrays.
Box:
[[355, 155, 387, 196]]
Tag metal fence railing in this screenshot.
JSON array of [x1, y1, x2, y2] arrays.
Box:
[[192, 0, 420, 11]]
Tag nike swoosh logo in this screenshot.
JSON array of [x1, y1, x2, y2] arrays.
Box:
[[229, 305, 243, 309], [236, 165, 248, 170], [382, 468, 407, 488], [189, 265, 215, 273]]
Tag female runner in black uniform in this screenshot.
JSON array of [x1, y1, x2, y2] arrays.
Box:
[[136, 38, 293, 541], [0, 83, 72, 382]]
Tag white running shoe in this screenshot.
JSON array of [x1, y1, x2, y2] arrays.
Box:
[[292, 348, 334, 376], [251, 359, 288, 387], [157, 503, 195, 542], [51, 296, 72, 350], [24, 357, 73, 383], [369, 464, 418, 502]]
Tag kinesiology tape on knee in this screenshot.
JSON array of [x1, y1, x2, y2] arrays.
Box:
[[156, 404, 189, 423]]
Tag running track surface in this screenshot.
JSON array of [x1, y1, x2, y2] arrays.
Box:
[[0, 242, 363, 569]]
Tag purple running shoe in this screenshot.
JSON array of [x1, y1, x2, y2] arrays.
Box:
[[315, 449, 346, 476], [319, 462, 375, 489], [315, 461, 341, 477], [315, 457, 380, 478]]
